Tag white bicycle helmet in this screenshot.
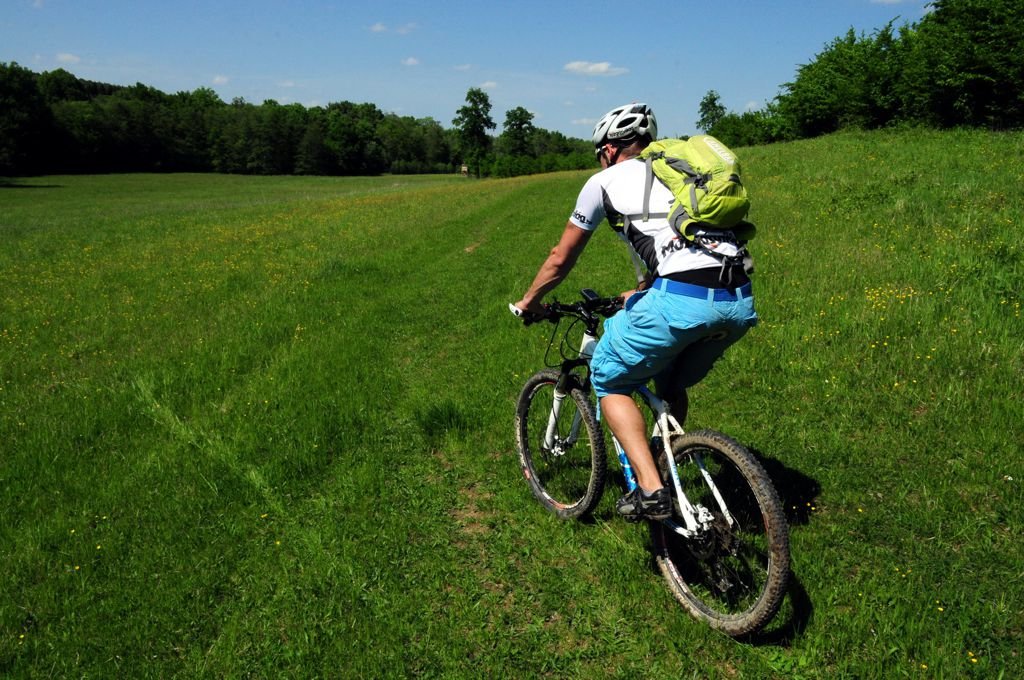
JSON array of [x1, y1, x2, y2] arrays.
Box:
[[592, 103, 658, 146]]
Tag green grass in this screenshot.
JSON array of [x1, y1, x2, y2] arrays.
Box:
[[2, 128, 1022, 678]]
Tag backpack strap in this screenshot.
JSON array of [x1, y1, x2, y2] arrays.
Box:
[[628, 247, 647, 286], [691, 233, 751, 286], [640, 155, 669, 224], [642, 155, 655, 223], [618, 212, 653, 285]]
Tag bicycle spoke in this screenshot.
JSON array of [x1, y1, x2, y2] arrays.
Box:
[[652, 430, 789, 636], [515, 370, 606, 519]]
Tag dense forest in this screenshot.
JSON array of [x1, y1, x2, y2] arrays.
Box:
[[700, 0, 1023, 145], [0, 65, 593, 178], [1, 0, 1021, 177]]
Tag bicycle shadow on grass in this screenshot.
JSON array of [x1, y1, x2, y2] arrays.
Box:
[[744, 571, 813, 646], [739, 445, 819, 644], [747, 446, 822, 528]]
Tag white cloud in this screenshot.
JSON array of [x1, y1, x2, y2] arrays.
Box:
[[454, 64, 472, 71], [56, 52, 81, 65], [278, 80, 296, 88], [212, 75, 229, 85], [371, 21, 416, 34], [480, 81, 497, 89], [401, 57, 420, 66], [573, 117, 598, 126], [564, 61, 628, 77]]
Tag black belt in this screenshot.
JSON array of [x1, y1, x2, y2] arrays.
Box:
[[662, 266, 750, 289]]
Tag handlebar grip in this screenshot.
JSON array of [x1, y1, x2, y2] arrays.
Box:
[[509, 302, 549, 326]]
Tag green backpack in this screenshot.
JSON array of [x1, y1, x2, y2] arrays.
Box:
[[637, 135, 756, 242]]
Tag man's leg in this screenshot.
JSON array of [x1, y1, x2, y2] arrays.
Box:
[[600, 393, 662, 492], [654, 372, 689, 429], [590, 289, 680, 519]]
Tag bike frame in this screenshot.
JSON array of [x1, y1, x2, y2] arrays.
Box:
[[543, 322, 733, 539]]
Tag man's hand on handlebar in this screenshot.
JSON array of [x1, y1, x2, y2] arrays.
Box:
[[510, 291, 622, 327], [509, 302, 548, 326]]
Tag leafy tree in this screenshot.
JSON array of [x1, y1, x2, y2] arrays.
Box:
[[375, 115, 453, 174], [500, 106, 535, 157], [769, 0, 1023, 137], [418, 117, 454, 172], [248, 100, 308, 174], [320, 101, 385, 175], [696, 91, 727, 133], [452, 87, 495, 177], [37, 68, 123, 107], [529, 128, 591, 157], [49, 99, 101, 171], [0, 62, 54, 175], [168, 87, 223, 171], [913, 0, 1024, 128], [209, 97, 255, 173], [777, 29, 874, 136], [710, 111, 770, 147], [38, 68, 91, 103], [888, 21, 934, 125], [295, 109, 332, 175]]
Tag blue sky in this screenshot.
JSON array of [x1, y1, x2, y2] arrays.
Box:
[[2, 0, 932, 139]]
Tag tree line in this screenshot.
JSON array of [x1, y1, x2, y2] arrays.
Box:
[[697, 0, 1023, 146], [4, 0, 1018, 176], [0, 66, 593, 177]]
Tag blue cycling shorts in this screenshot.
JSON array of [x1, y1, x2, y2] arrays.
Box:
[[590, 281, 758, 399]]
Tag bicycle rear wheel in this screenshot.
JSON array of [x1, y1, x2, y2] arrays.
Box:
[[514, 369, 606, 519], [652, 430, 789, 636]]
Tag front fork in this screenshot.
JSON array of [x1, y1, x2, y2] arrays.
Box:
[[543, 332, 599, 454], [542, 361, 590, 454], [542, 376, 580, 454]]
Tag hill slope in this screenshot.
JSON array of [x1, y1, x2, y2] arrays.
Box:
[[1, 129, 1021, 676]]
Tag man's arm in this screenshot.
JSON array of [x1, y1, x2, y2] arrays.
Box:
[[514, 221, 593, 313]]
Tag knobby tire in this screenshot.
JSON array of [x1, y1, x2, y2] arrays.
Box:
[[652, 429, 790, 636], [514, 369, 606, 519]]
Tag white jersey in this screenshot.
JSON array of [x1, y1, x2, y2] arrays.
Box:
[[568, 158, 742, 278]]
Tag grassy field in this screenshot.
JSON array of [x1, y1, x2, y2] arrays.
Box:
[[1, 128, 1022, 678]]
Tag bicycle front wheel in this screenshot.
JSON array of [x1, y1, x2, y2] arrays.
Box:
[[514, 369, 606, 519], [652, 430, 790, 636]]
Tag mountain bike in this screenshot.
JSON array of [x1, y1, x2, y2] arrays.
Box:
[[509, 289, 790, 636]]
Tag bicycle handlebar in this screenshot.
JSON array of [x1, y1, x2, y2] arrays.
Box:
[[509, 289, 622, 327]]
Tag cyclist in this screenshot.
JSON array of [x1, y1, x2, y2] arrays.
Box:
[[512, 103, 758, 521]]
